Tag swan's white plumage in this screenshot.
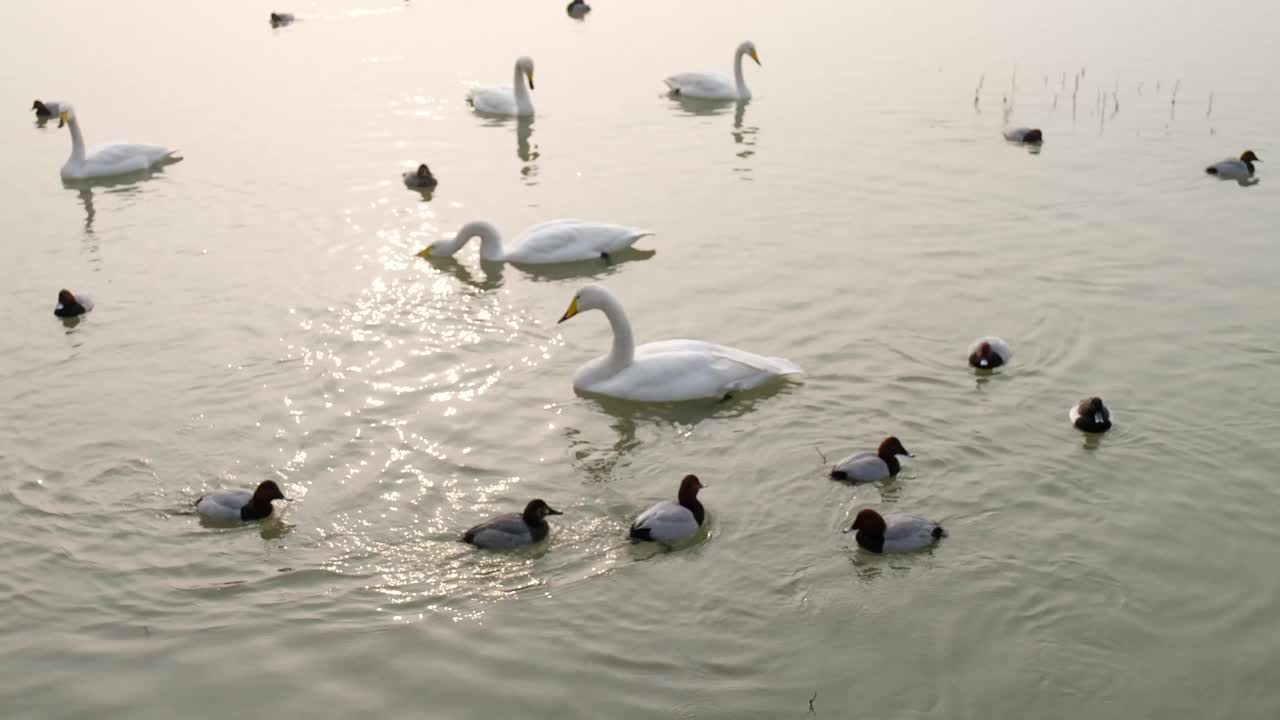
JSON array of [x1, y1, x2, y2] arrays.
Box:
[[58, 106, 179, 180], [469, 57, 535, 117], [631, 500, 700, 543], [664, 41, 759, 101], [421, 220, 652, 264], [559, 285, 801, 402]]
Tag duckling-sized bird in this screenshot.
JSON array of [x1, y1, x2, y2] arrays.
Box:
[[54, 289, 93, 318], [630, 474, 707, 545], [1070, 396, 1112, 433], [844, 508, 945, 554], [1205, 150, 1261, 180], [403, 164, 438, 190], [830, 437, 911, 483], [195, 480, 289, 523], [968, 336, 1012, 370], [32, 100, 66, 118], [270, 12, 295, 27], [462, 499, 562, 549], [566, 0, 590, 18], [1003, 127, 1043, 144]]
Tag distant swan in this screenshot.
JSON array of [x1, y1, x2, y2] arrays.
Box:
[[57, 106, 181, 181], [469, 57, 535, 117], [664, 41, 760, 101]]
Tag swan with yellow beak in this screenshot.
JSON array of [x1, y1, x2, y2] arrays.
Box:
[[468, 56, 536, 117], [56, 105, 181, 180], [664, 41, 761, 101]]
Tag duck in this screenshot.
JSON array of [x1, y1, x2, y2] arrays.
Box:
[[1205, 150, 1261, 180], [830, 436, 911, 483], [403, 163, 438, 190], [844, 508, 945, 554], [556, 284, 802, 402], [1003, 127, 1044, 144], [195, 480, 289, 523], [1070, 396, 1112, 433], [566, 0, 591, 18], [968, 336, 1012, 370], [416, 220, 652, 264], [56, 106, 181, 181], [270, 12, 295, 27], [54, 289, 93, 318], [664, 41, 760, 101], [32, 100, 66, 118], [461, 499, 562, 549], [468, 57, 535, 117], [630, 474, 706, 544]]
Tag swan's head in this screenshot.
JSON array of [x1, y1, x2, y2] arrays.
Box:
[[738, 41, 761, 66], [516, 56, 535, 90], [416, 221, 495, 258], [1241, 150, 1261, 164], [56, 105, 76, 128], [556, 284, 612, 324], [522, 498, 562, 523]]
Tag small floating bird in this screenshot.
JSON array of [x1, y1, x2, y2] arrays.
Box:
[[1205, 150, 1261, 180], [968, 336, 1012, 370], [462, 499, 562, 549], [844, 509, 945, 554], [830, 437, 912, 483], [665, 41, 760, 101], [32, 100, 66, 118], [195, 480, 289, 523], [630, 474, 707, 544], [56, 106, 181, 181], [1070, 396, 1112, 433], [403, 163, 438, 190], [566, 0, 591, 18], [1003, 127, 1044, 144], [270, 12, 295, 27], [417, 220, 652, 264], [556, 284, 802, 402], [468, 56, 535, 117], [54, 289, 93, 318]]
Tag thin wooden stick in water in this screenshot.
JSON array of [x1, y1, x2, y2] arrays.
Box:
[[809, 691, 818, 713], [1206, 92, 1214, 119]]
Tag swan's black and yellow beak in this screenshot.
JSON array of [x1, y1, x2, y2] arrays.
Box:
[[526, 70, 535, 90], [749, 48, 761, 66], [416, 246, 432, 258], [58, 110, 67, 128], [557, 297, 578, 324]]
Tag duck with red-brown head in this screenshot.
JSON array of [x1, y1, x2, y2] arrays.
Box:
[[830, 436, 911, 483], [630, 474, 707, 545], [195, 480, 290, 523], [968, 336, 1011, 370], [462, 499, 563, 550], [54, 289, 93, 318], [844, 508, 945, 554], [1206, 150, 1261, 180], [1069, 396, 1112, 433]]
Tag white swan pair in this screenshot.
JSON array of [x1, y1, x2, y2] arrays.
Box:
[[557, 285, 801, 402], [55, 105, 181, 180]]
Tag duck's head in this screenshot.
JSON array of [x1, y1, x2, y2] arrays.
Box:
[[253, 480, 289, 505], [557, 284, 612, 323], [677, 474, 706, 504], [57, 289, 78, 308], [1023, 128, 1044, 144], [516, 56, 535, 90], [32, 100, 47, 113], [738, 41, 761, 66], [844, 508, 887, 535], [416, 164, 434, 180], [971, 340, 995, 367], [1080, 396, 1109, 423], [1241, 150, 1261, 164], [56, 105, 76, 128], [523, 498, 562, 522], [878, 436, 911, 460]]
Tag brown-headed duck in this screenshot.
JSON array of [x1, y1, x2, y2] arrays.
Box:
[[830, 436, 911, 483], [54, 289, 93, 318], [1205, 150, 1261, 180], [968, 336, 1011, 369], [844, 508, 945, 554], [1070, 396, 1112, 433], [630, 474, 706, 544]]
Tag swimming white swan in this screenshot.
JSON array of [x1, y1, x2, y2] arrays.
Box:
[[468, 57, 535, 117], [417, 220, 652, 264], [664, 41, 760, 101], [556, 284, 802, 402], [57, 106, 180, 181]]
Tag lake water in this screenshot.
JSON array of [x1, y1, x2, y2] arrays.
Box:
[[4, 0, 1280, 717]]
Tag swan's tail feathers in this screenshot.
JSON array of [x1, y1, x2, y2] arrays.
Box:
[[1205, 166, 1218, 175], [163, 148, 184, 164], [770, 357, 803, 375]]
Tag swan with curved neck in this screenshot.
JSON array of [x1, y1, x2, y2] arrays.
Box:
[[556, 284, 801, 402], [468, 57, 535, 117], [56, 105, 180, 180], [664, 41, 761, 101], [416, 219, 653, 265]]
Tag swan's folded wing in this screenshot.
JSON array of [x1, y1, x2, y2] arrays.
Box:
[[664, 73, 735, 98], [591, 341, 800, 400], [511, 221, 652, 262], [89, 142, 176, 167]]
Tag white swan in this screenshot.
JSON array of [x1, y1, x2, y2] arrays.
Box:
[[57, 106, 180, 181], [468, 57, 535, 117], [556, 284, 802, 402], [664, 41, 760, 101], [417, 220, 652, 264]]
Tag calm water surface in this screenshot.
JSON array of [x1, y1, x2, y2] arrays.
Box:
[[4, 0, 1280, 717]]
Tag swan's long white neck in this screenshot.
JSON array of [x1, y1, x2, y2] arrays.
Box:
[[597, 293, 636, 371], [733, 48, 751, 100], [512, 63, 533, 116], [66, 114, 86, 164], [452, 221, 506, 261]]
